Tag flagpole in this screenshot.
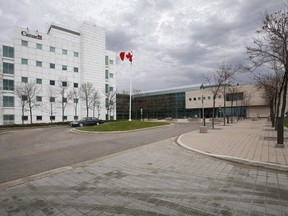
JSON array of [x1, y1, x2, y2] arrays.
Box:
[[129, 62, 132, 121]]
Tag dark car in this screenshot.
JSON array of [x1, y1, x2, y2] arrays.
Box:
[[70, 117, 104, 127]]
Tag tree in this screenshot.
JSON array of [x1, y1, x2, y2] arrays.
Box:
[[15, 82, 39, 124], [91, 91, 101, 118], [72, 89, 80, 120], [57, 79, 73, 122], [105, 90, 116, 120], [80, 82, 96, 118], [46, 86, 57, 122], [247, 7, 288, 119]]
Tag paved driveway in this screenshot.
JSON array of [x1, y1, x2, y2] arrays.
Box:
[[0, 139, 287, 215]]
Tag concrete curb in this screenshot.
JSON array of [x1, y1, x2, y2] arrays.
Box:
[[176, 133, 288, 172]]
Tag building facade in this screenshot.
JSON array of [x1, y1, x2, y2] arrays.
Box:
[[117, 84, 271, 120], [0, 22, 116, 125]]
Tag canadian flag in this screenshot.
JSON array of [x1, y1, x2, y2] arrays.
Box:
[[119, 51, 133, 63]]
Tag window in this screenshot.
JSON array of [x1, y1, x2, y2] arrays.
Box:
[[50, 80, 55, 86], [74, 83, 78, 88], [208, 96, 211, 100], [50, 46, 55, 52], [3, 79, 14, 91], [36, 96, 42, 102], [62, 49, 67, 55], [105, 70, 109, 79], [3, 96, 14, 107], [21, 58, 28, 65], [203, 97, 206, 100], [62, 98, 67, 103], [109, 73, 114, 78], [189, 98, 192, 101], [36, 116, 42, 121], [36, 61, 42, 67], [74, 52, 78, 57], [3, 46, 14, 58], [3, 63, 14, 74], [198, 97, 201, 101], [62, 65, 67, 71], [36, 43, 42, 50], [105, 56, 109, 65], [36, 78, 42, 84], [109, 60, 113, 65], [74, 67, 78, 72], [50, 63, 55, 69], [22, 95, 27, 101], [109, 87, 114, 92], [21, 40, 28, 47], [50, 116, 55, 121], [74, 98, 79, 103], [3, 115, 14, 125], [62, 81, 67, 87], [105, 84, 108, 93], [50, 97, 55, 102], [218, 95, 221, 99], [63, 116, 67, 121], [193, 98, 196, 101], [21, 77, 28, 83], [22, 116, 28, 121]]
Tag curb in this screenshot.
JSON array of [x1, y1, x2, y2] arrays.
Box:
[[176, 133, 288, 172]]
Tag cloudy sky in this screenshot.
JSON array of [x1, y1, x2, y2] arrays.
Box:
[[0, 0, 284, 92]]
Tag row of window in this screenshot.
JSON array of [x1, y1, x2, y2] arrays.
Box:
[[21, 40, 79, 57], [3, 96, 80, 107], [2, 79, 79, 91], [189, 95, 222, 101]]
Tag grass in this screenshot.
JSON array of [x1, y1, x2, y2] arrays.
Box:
[[78, 120, 170, 132]]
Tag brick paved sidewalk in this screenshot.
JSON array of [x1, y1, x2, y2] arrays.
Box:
[[177, 119, 288, 171]]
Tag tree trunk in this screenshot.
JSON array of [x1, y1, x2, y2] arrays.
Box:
[[280, 73, 288, 118], [29, 105, 33, 124], [212, 98, 215, 129]]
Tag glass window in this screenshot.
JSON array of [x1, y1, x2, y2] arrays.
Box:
[[105, 84, 108, 93], [105, 70, 109, 79], [21, 40, 28, 47], [50, 116, 55, 120], [109, 87, 114, 92], [36, 78, 42, 84], [3, 115, 14, 125], [74, 67, 78, 72], [21, 58, 28, 65], [3, 96, 14, 107], [62, 49, 67, 55], [62, 98, 67, 103], [109, 73, 113, 78], [198, 97, 201, 101], [36, 43, 42, 50], [36, 61, 42, 67], [3, 79, 14, 91], [22, 116, 28, 121], [21, 77, 28, 83], [62, 65, 67, 71], [36, 116, 42, 121], [62, 81, 67, 87], [3, 46, 14, 58], [193, 98, 196, 101], [50, 97, 55, 102], [50, 63, 55, 69], [105, 56, 109, 65], [208, 96, 211, 100], [50, 80, 55, 85], [74, 98, 78, 103], [218, 95, 222, 99], [22, 95, 27, 101], [74, 83, 78, 88], [36, 96, 42, 102], [109, 60, 113, 65], [3, 62, 14, 74], [50, 46, 55, 52], [74, 52, 78, 57]]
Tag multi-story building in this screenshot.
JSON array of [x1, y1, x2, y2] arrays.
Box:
[[0, 22, 116, 125]]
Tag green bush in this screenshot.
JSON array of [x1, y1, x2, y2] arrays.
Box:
[[0, 121, 70, 129]]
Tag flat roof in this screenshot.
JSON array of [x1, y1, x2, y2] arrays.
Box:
[[47, 24, 80, 36]]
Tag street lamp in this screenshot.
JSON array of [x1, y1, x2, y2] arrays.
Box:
[[200, 84, 205, 126]]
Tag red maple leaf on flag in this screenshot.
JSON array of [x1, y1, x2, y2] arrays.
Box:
[[119, 51, 133, 63], [126, 52, 133, 63]]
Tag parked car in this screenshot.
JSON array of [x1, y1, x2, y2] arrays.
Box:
[[70, 117, 104, 127]]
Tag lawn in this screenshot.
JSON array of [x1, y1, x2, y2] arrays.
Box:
[[78, 120, 170, 132]]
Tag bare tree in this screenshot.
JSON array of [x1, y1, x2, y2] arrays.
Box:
[[91, 91, 101, 118], [15, 85, 28, 124], [105, 90, 116, 120], [72, 89, 80, 120], [46, 86, 57, 122], [80, 82, 96, 118], [57, 79, 73, 122], [15, 82, 39, 124], [247, 6, 288, 119]]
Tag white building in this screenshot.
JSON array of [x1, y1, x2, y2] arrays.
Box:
[[0, 22, 116, 125]]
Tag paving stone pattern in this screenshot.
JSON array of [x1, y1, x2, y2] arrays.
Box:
[[0, 139, 288, 215]]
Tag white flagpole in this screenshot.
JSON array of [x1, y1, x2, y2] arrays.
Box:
[[129, 62, 132, 121]]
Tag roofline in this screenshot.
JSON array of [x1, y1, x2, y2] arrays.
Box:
[[47, 24, 80, 36]]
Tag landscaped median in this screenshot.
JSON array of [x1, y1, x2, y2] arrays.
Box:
[[76, 120, 170, 132]]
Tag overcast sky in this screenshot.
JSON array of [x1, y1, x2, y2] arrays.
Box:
[[0, 0, 284, 92]]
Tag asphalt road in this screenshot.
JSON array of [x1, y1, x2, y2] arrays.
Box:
[[0, 122, 200, 183]]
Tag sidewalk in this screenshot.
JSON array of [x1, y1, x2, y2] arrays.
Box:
[[177, 119, 288, 171]]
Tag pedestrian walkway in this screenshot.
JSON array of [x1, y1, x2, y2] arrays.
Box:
[[177, 118, 288, 171]]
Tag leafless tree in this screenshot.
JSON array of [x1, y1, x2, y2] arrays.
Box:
[[80, 82, 96, 118], [46, 86, 57, 122], [91, 91, 101, 118], [247, 6, 288, 119], [72, 89, 80, 120], [105, 90, 116, 120], [15, 82, 39, 124], [57, 79, 73, 122]]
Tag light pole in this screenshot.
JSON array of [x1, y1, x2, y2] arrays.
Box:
[[200, 84, 205, 126]]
